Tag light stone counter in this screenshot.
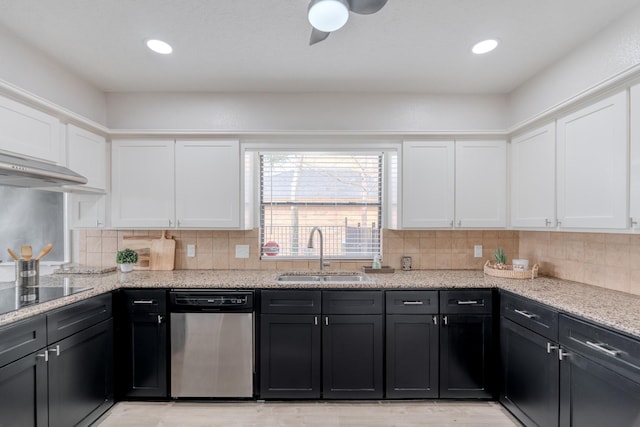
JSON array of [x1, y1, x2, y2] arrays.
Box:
[[1, 269, 639, 339]]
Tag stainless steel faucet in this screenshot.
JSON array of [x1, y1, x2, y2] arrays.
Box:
[[307, 226, 329, 271]]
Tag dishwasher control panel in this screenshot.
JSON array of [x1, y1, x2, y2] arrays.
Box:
[[170, 290, 253, 312]]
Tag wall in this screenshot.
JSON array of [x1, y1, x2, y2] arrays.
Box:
[[105, 92, 509, 133], [76, 229, 519, 272], [0, 27, 107, 125], [507, 3, 640, 128], [519, 231, 640, 296]]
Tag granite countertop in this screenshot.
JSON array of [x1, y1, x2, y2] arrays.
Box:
[[1, 269, 639, 339]]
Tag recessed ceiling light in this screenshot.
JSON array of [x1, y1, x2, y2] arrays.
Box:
[[472, 39, 499, 55], [146, 39, 173, 55]]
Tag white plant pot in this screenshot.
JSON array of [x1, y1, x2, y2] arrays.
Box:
[[119, 263, 134, 273]]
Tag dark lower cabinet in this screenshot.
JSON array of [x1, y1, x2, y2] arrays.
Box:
[[322, 314, 384, 399], [560, 351, 640, 427], [0, 351, 48, 426], [386, 314, 439, 398], [260, 314, 321, 399], [500, 317, 559, 427], [116, 290, 168, 399], [48, 319, 114, 427], [439, 314, 493, 398]]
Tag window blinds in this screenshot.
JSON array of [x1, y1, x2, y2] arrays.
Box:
[[260, 152, 382, 259]]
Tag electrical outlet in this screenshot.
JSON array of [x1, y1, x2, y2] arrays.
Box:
[[187, 244, 196, 257], [235, 245, 250, 259], [474, 245, 483, 258]]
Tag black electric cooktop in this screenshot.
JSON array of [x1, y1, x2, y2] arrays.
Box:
[[0, 285, 90, 316]]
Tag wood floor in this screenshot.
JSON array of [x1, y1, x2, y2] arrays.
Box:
[[95, 401, 520, 427]]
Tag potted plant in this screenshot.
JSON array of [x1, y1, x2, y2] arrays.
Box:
[[116, 248, 138, 272], [494, 247, 507, 270]]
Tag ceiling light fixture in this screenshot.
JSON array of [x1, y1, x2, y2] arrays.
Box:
[[472, 39, 499, 54], [146, 39, 173, 55], [308, 0, 350, 32]]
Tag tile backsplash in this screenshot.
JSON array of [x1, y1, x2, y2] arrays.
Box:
[[75, 229, 518, 272], [75, 228, 640, 296]]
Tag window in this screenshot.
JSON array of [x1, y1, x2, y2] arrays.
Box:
[[260, 152, 382, 259]]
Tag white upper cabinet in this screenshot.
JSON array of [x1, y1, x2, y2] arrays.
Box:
[[402, 141, 455, 228], [66, 124, 107, 192], [69, 193, 106, 228], [111, 139, 175, 228], [175, 140, 240, 228], [0, 95, 60, 163], [557, 91, 628, 229], [510, 123, 556, 228], [630, 84, 640, 230], [455, 140, 507, 228]]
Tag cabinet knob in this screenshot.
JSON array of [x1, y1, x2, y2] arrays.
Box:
[[37, 352, 49, 362], [558, 349, 570, 361], [449, 220, 454, 227], [546, 343, 558, 354], [48, 345, 60, 357], [457, 220, 462, 227], [325, 317, 329, 326], [432, 316, 438, 325], [157, 315, 164, 324], [442, 315, 448, 326]]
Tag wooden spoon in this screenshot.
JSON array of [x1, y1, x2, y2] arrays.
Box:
[[7, 248, 19, 261], [20, 245, 32, 260], [35, 243, 53, 261]]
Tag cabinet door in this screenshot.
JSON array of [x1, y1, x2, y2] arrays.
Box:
[[69, 193, 106, 228], [66, 124, 107, 192], [560, 351, 640, 427], [175, 140, 240, 228], [0, 351, 48, 427], [557, 91, 628, 229], [511, 123, 556, 228], [401, 141, 455, 228], [48, 319, 114, 427], [0, 95, 60, 163], [440, 314, 494, 398], [386, 314, 439, 398], [260, 314, 321, 399], [630, 84, 640, 229], [500, 318, 559, 427], [455, 140, 507, 228], [111, 139, 175, 228], [322, 314, 383, 399]]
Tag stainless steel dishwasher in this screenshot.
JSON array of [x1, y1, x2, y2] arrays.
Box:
[[170, 290, 254, 398]]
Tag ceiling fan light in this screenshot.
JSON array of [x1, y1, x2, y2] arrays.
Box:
[[308, 0, 349, 32]]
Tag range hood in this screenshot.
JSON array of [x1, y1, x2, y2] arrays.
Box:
[[0, 152, 87, 187]]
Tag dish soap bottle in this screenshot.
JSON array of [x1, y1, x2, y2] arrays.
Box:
[[372, 254, 382, 270]]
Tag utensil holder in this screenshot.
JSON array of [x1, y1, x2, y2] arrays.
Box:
[[15, 259, 39, 287]]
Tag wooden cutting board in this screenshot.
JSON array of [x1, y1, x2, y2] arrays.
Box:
[[150, 230, 176, 271]]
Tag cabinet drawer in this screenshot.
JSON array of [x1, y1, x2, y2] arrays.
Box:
[[501, 291, 558, 341], [322, 290, 383, 315], [47, 293, 112, 343], [0, 315, 46, 368], [124, 290, 167, 314], [440, 290, 493, 314], [261, 290, 321, 314], [385, 291, 438, 314], [560, 315, 640, 384]]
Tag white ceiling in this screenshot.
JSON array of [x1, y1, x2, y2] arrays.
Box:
[[0, 0, 638, 95]]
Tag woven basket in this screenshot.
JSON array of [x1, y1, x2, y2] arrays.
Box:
[[483, 260, 539, 279]]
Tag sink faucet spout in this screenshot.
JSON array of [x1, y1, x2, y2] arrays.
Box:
[[307, 226, 327, 271]]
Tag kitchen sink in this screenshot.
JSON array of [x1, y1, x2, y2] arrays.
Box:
[[276, 272, 367, 283]]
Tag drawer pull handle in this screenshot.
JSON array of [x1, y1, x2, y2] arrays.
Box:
[[403, 301, 424, 305], [585, 341, 622, 358], [48, 345, 60, 357], [559, 349, 570, 361], [457, 300, 479, 305], [514, 309, 536, 319], [546, 342, 558, 354], [133, 300, 155, 304], [37, 352, 49, 362]]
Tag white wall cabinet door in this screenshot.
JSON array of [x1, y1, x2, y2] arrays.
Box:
[[455, 140, 507, 228], [0, 95, 60, 163], [111, 139, 175, 228], [510, 123, 556, 228], [401, 141, 455, 228], [175, 140, 240, 228], [630, 84, 640, 230], [69, 194, 106, 228], [66, 124, 107, 192], [557, 91, 628, 229]]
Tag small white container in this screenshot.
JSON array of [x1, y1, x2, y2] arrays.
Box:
[[512, 259, 529, 271]]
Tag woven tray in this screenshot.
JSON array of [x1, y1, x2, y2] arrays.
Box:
[[483, 260, 539, 279]]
